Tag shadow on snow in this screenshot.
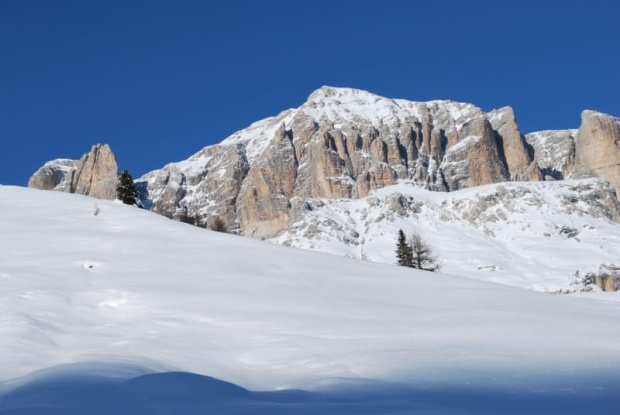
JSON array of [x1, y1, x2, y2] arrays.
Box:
[[0, 363, 618, 414]]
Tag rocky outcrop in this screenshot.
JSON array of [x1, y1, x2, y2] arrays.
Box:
[[441, 117, 507, 190], [488, 107, 541, 182], [71, 144, 119, 199], [525, 110, 620, 198], [28, 159, 77, 192], [236, 125, 297, 238], [28, 144, 118, 200], [573, 110, 620, 196], [138, 144, 249, 230], [525, 129, 577, 180]]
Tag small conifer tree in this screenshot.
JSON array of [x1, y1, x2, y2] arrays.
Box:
[[396, 229, 412, 267], [116, 169, 139, 205]]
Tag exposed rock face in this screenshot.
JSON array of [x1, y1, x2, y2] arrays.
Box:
[[573, 111, 620, 196], [134, 87, 620, 237], [71, 144, 119, 199], [440, 117, 507, 190], [525, 111, 620, 198], [139, 87, 548, 238], [525, 129, 577, 180], [138, 144, 249, 229], [488, 107, 541, 181], [236, 124, 297, 238], [29, 144, 119, 200], [28, 159, 77, 192]]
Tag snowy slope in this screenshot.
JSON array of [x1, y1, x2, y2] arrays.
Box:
[[273, 179, 620, 293], [1, 186, 620, 395]]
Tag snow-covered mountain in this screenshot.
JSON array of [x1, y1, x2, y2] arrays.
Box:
[[27, 87, 620, 295], [125, 87, 619, 240], [134, 86, 547, 237], [1, 186, 620, 397]]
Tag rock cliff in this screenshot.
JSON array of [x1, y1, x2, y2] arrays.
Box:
[[573, 110, 620, 194], [29, 144, 118, 200], [525, 129, 577, 180], [526, 110, 620, 194], [138, 87, 548, 237]]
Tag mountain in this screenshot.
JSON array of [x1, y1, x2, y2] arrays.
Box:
[[29, 88, 620, 239], [133, 87, 547, 237], [133, 87, 618, 239], [1, 185, 620, 395], [26, 87, 620, 293]]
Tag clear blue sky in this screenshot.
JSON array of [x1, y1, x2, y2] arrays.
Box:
[[1, 0, 618, 186]]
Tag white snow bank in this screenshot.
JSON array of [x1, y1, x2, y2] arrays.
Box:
[[1, 186, 619, 392], [273, 179, 620, 294]]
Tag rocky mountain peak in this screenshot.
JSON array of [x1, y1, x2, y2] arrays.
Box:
[[306, 85, 350, 100]]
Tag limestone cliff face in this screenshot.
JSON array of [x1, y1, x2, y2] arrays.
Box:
[[236, 125, 297, 238], [573, 111, 620, 195], [440, 117, 507, 190], [525, 110, 620, 198], [28, 144, 118, 200], [525, 129, 577, 180], [137, 87, 551, 238], [488, 107, 541, 182], [138, 144, 249, 228], [71, 144, 119, 199]]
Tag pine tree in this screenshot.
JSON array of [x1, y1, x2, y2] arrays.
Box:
[[116, 169, 139, 205], [396, 229, 412, 267]]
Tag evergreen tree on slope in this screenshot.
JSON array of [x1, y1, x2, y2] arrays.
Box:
[[396, 229, 412, 267], [116, 169, 139, 206]]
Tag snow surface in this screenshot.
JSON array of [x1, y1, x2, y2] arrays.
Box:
[[1, 185, 620, 397], [2, 365, 619, 414], [273, 179, 620, 293], [38, 158, 76, 172]]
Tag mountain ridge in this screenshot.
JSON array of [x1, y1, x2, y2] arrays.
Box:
[[28, 87, 620, 243]]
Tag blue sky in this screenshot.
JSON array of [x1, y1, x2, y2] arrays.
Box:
[[1, 0, 618, 185]]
